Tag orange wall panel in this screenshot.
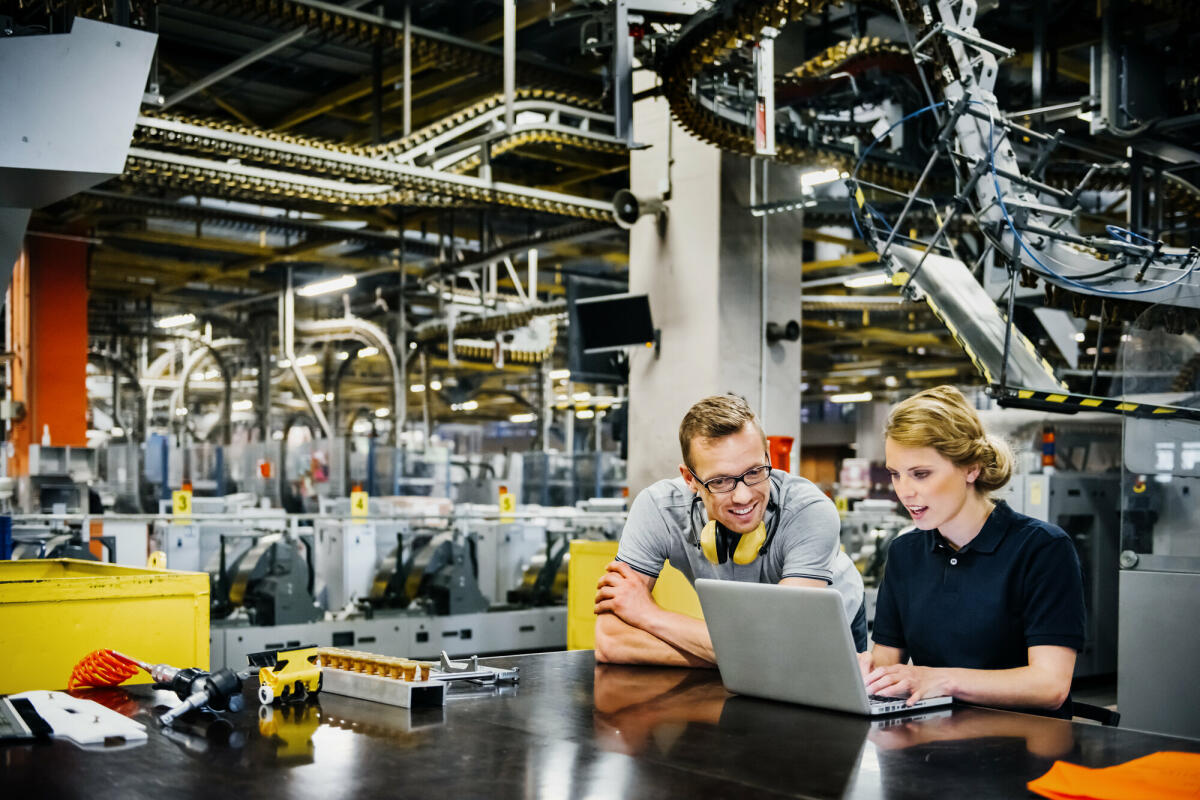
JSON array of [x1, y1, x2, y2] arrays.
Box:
[[7, 237, 88, 476]]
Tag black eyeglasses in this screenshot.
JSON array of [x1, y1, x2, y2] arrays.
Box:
[[689, 462, 772, 494]]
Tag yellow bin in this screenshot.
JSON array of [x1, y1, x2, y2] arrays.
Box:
[[0, 558, 210, 693], [567, 539, 704, 651]]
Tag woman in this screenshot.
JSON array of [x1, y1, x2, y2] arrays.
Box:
[[859, 386, 1086, 718]]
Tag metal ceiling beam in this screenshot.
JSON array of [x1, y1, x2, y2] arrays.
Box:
[[338, 71, 481, 123], [100, 228, 280, 257], [463, 0, 575, 44], [160, 0, 377, 111], [268, 0, 594, 131], [501, 145, 625, 173], [216, 237, 343, 281], [89, 254, 277, 293], [81, 190, 438, 254], [801, 320, 948, 348], [274, 57, 436, 130], [547, 162, 631, 191], [161, 26, 311, 109], [89, 249, 227, 277], [284, 0, 595, 81], [420, 222, 617, 281], [802, 230, 871, 252], [802, 251, 880, 272], [158, 59, 260, 127]]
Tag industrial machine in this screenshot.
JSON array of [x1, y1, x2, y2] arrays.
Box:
[[195, 504, 625, 671], [17, 445, 96, 515], [209, 532, 321, 627], [840, 499, 914, 588], [506, 535, 571, 608], [1006, 472, 1121, 678], [1114, 313, 1200, 740], [9, 529, 99, 561], [368, 531, 488, 616]]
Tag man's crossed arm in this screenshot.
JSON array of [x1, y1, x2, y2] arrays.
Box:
[[593, 561, 828, 667], [593, 561, 716, 666]]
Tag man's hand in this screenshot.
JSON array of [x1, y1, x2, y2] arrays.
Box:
[[865, 664, 953, 706], [594, 561, 659, 629]]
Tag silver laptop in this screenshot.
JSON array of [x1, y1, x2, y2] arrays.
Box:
[[696, 579, 953, 716]]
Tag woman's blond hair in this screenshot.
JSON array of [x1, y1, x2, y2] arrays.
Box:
[[884, 385, 1013, 494]]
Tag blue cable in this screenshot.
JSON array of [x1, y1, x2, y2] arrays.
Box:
[[1104, 224, 1155, 246], [869, 206, 894, 233], [846, 97, 1197, 298], [849, 101, 946, 241], [984, 104, 1198, 297]]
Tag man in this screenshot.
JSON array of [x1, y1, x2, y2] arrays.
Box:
[[594, 394, 866, 666]]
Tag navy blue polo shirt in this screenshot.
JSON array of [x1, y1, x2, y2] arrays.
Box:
[[872, 500, 1085, 717]]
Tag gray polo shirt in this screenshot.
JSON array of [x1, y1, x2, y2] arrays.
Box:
[[616, 470, 864, 621]]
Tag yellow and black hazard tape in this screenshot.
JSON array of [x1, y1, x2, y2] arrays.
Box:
[[994, 386, 1200, 423]]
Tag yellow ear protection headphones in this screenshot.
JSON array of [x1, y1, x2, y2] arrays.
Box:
[[691, 476, 781, 565]]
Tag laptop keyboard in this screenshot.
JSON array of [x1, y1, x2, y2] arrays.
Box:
[[869, 694, 905, 703]]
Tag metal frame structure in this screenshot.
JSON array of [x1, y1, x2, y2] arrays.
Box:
[[846, 0, 1200, 418]]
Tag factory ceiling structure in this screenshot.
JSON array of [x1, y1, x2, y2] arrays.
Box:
[[5, 0, 1198, 443], [7, 0, 1200, 757]]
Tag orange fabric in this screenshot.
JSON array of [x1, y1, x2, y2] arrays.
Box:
[[1027, 751, 1200, 800]]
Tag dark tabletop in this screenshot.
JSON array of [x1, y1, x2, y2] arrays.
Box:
[[4, 650, 1199, 799]]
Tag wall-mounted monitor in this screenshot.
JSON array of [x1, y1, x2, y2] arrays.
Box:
[[574, 292, 655, 354], [566, 277, 655, 384]]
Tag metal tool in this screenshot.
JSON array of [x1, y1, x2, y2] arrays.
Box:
[[434, 651, 519, 684], [114, 652, 246, 727]]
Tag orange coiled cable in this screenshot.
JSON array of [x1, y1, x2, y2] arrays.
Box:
[[68, 649, 140, 690]]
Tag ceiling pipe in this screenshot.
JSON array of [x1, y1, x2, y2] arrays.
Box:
[[87, 350, 148, 443], [328, 350, 360, 438], [294, 312, 402, 445], [165, 338, 240, 445], [280, 270, 333, 440]]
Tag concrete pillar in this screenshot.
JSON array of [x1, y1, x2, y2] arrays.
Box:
[[626, 78, 804, 495], [853, 402, 891, 463]]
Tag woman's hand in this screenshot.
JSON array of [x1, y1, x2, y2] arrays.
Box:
[[866, 664, 954, 705]]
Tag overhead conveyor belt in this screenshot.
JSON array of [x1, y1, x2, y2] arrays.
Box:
[[888, 245, 1065, 392], [657, 0, 1200, 214], [658, 2, 923, 191], [126, 113, 618, 220]]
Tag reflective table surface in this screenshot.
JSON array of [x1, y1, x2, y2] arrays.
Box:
[[5, 650, 1199, 799]]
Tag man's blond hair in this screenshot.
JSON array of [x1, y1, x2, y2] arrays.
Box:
[[678, 394, 767, 470]]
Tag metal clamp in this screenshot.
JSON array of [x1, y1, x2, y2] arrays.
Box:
[[436, 651, 520, 684]]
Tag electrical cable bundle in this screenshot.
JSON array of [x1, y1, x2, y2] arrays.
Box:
[[847, 101, 1199, 298]]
